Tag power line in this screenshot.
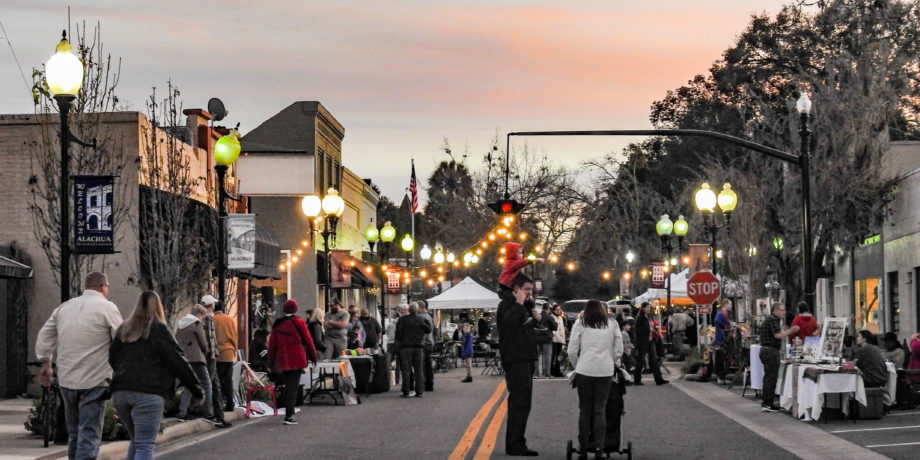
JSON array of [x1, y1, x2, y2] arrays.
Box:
[[0, 20, 33, 95]]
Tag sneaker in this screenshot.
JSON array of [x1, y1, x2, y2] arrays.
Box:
[[717, 378, 727, 385], [415, 393, 423, 398], [462, 376, 473, 383], [203, 416, 220, 425], [214, 421, 232, 428], [656, 380, 669, 386], [761, 404, 780, 412], [176, 415, 191, 422], [283, 417, 298, 425], [408, 391, 417, 397]]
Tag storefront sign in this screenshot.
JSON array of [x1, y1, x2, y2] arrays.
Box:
[[227, 214, 255, 269], [73, 175, 115, 254]]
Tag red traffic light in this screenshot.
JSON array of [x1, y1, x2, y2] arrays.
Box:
[[488, 199, 525, 215]]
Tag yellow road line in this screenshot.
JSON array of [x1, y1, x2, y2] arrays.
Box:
[[448, 380, 507, 460], [473, 395, 508, 460]]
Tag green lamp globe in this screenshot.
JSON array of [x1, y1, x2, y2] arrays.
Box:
[[214, 130, 241, 166], [717, 183, 738, 213], [400, 234, 414, 252], [673, 215, 689, 237], [656, 214, 673, 236], [364, 223, 379, 243], [46, 32, 84, 96], [380, 221, 397, 243]]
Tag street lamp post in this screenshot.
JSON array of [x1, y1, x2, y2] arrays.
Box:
[[656, 214, 689, 311], [401, 234, 414, 301], [379, 221, 397, 318], [46, 31, 95, 302], [796, 94, 815, 308], [625, 250, 635, 297], [694, 183, 738, 276], [303, 189, 344, 311], [213, 130, 242, 305]]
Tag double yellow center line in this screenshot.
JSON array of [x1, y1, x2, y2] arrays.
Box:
[[448, 380, 508, 460]]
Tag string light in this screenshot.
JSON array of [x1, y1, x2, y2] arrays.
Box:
[[296, 249, 303, 255], [549, 254, 559, 263], [488, 234, 496, 241], [500, 247, 506, 254], [498, 257, 505, 264], [566, 262, 576, 271], [365, 266, 372, 274], [602, 271, 611, 280], [420, 270, 428, 278], [519, 233, 527, 241], [301, 240, 309, 247], [292, 256, 299, 262]]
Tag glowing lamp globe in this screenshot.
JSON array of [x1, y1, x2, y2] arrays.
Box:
[[419, 244, 432, 261], [321, 188, 345, 218], [364, 224, 379, 243], [400, 234, 414, 252], [301, 195, 321, 218], [433, 250, 445, 264], [656, 214, 673, 236], [213, 130, 241, 166], [446, 252, 456, 263], [673, 215, 689, 237], [694, 183, 716, 213], [46, 32, 84, 96], [625, 250, 635, 264], [796, 93, 812, 115], [717, 183, 738, 213], [380, 221, 396, 243]]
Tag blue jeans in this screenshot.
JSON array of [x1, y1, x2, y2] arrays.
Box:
[[180, 363, 213, 418], [112, 391, 165, 460], [59, 386, 107, 460], [540, 344, 553, 377]]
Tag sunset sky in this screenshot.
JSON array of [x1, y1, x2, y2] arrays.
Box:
[[1, 1, 791, 203]]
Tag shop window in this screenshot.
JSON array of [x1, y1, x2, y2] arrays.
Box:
[[888, 272, 900, 334], [855, 278, 880, 333]]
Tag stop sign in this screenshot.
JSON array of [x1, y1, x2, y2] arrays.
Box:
[[687, 271, 720, 305]]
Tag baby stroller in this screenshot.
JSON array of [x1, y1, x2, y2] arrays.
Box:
[[566, 365, 632, 459]]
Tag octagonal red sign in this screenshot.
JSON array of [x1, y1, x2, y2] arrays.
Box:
[[687, 271, 720, 305]]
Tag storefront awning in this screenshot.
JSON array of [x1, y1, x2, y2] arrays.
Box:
[[0, 256, 32, 279], [233, 224, 281, 280]]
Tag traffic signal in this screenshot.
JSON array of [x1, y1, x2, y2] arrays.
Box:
[[487, 199, 525, 215]]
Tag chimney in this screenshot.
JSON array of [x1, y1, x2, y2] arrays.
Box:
[[182, 108, 212, 150]]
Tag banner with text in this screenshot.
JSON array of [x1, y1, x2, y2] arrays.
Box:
[[227, 214, 256, 269], [688, 244, 711, 277], [331, 250, 353, 288], [73, 175, 115, 254], [651, 260, 665, 289], [386, 271, 402, 294]]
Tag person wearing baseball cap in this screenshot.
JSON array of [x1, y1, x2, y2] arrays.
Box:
[[198, 295, 231, 427]]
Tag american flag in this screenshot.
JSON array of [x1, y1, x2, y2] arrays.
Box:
[[409, 160, 418, 213]]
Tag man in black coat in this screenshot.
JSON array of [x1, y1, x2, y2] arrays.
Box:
[[497, 273, 540, 456], [633, 302, 668, 386], [395, 303, 431, 397]]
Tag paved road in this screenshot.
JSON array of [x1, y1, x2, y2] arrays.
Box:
[[157, 366, 879, 459]]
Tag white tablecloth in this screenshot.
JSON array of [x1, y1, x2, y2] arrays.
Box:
[[301, 359, 356, 387], [780, 363, 866, 421], [885, 362, 898, 406], [750, 345, 764, 390]]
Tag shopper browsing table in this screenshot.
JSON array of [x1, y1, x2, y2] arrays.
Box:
[[759, 302, 799, 412]]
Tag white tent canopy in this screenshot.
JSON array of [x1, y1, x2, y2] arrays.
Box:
[[426, 277, 500, 310], [633, 268, 722, 305]]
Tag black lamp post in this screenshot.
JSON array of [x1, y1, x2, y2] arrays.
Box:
[[213, 130, 242, 305], [796, 94, 815, 308], [400, 234, 414, 302], [320, 189, 345, 310], [693, 182, 738, 276], [46, 31, 96, 302], [656, 214, 689, 310]]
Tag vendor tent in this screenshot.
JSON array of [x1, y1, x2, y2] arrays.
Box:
[[633, 268, 722, 306], [426, 277, 500, 310]]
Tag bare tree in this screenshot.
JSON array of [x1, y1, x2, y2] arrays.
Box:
[[26, 22, 131, 297], [136, 81, 216, 324]]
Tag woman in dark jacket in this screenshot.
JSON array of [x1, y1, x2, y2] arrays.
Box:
[[110, 291, 202, 460], [266, 299, 318, 425], [306, 308, 326, 357]]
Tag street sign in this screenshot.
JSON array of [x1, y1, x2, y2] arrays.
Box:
[[687, 271, 720, 305], [698, 306, 711, 314]]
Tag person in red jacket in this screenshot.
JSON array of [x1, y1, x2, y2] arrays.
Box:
[[498, 242, 543, 301], [789, 301, 818, 341], [266, 299, 317, 425]]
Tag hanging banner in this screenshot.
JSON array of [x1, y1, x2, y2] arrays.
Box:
[[227, 214, 256, 269], [386, 271, 402, 294], [331, 250, 353, 288], [688, 244, 711, 277], [651, 260, 665, 289], [73, 175, 115, 254]]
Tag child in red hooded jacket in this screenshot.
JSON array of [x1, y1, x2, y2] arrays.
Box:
[[498, 242, 543, 300]]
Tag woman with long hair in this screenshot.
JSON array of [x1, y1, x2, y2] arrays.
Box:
[[109, 291, 202, 460], [567, 300, 623, 459]]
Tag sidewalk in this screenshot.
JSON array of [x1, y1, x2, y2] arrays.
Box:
[[663, 362, 890, 460], [0, 397, 245, 460]]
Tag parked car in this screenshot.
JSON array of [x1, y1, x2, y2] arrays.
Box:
[[560, 299, 589, 329], [606, 298, 634, 317]]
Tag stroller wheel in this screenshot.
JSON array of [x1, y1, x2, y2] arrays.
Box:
[[566, 440, 574, 460]]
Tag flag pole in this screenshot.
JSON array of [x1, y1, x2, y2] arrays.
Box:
[[410, 159, 416, 265]]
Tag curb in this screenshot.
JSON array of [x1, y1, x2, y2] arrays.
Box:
[[40, 409, 246, 460]]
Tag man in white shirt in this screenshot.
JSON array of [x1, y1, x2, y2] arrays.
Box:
[[36, 272, 123, 460]]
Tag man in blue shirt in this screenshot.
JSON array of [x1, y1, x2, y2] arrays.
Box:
[[711, 300, 734, 384]]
